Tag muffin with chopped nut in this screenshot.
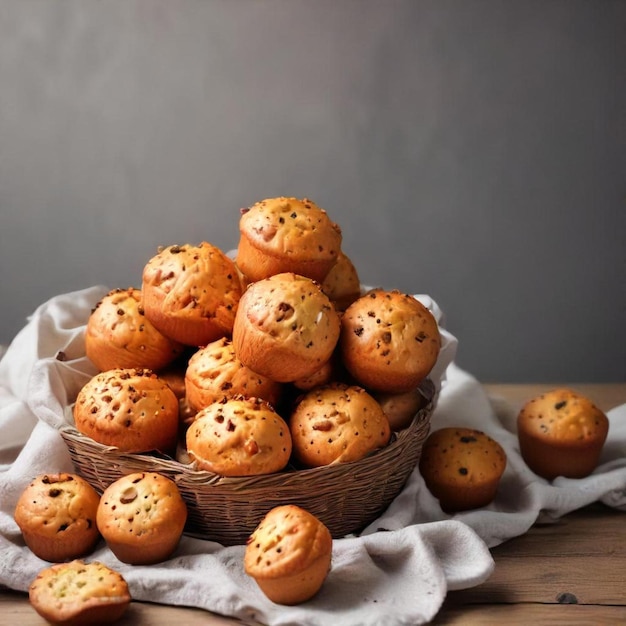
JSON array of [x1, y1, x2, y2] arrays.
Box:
[[339, 289, 441, 394], [186, 396, 292, 476], [320, 249, 362, 312], [289, 383, 391, 468], [244, 504, 333, 605], [236, 196, 342, 283], [517, 388, 609, 480], [96, 472, 187, 565], [73, 368, 179, 454], [85, 287, 184, 372], [14, 473, 101, 562], [29, 559, 131, 625], [185, 337, 283, 412], [232, 272, 341, 383], [141, 241, 242, 347], [419, 427, 507, 513]]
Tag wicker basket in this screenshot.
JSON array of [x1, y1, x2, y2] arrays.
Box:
[[60, 379, 435, 546]]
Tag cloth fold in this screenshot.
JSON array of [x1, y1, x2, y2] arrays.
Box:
[[1, 287, 624, 625]]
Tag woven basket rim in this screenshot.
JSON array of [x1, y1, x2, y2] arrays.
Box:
[[59, 378, 436, 487]]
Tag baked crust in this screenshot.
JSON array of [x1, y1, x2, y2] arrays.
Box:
[[73, 368, 179, 454], [185, 337, 282, 411], [340, 289, 441, 393], [185, 396, 292, 476], [141, 242, 242, 346], [244, 504, 332, 605], [29, 560, 131, 625], [85, 287, 184, 372], [232, 272, 341, 383], [419, 427, 507, 513], [14, 473, 101, 562], [96, 472, 187, 565], [517, 388, 609, 479], [236, 197, 342, 282], [289, 383, 391, 467]]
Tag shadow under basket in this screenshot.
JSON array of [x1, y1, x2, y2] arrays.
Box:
[[60, 379, 435, 546]]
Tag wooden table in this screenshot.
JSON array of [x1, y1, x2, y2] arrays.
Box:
[[2, 383, 625, 625]]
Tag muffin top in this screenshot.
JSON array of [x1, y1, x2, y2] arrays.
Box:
[[289, 383, 391, 467], [14, 473, 100, 539], [517, 388, 609, 442], [185, 396, 292, 476], [419, 427, 507, 488], [73, 368, 179, 453], [239, 197, 342, 262], [86, 287, 183, 371], [244, 504, 332, 579]]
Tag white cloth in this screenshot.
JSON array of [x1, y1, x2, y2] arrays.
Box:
[[1, 287, 624, 625]]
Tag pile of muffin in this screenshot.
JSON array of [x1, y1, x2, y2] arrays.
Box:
[[12, 196, 611, 621]]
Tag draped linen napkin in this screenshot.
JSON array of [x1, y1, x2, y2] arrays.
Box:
[[1, 287, 624, 625]]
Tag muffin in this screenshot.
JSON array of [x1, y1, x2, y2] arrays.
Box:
[[141, 242, 242, 346], [29, 560, 131, 625], [419, 427, 507, 513], [185, 337, 282, 412], [14, 473, 101, 562], [186, 396, 292, 476], [232, 272, 341, 383], [517, 388, 609, 480], [374, 386, 429, 431], [289, 383, 391, 468], [340, 289, 441, 393], [85, 287, 184, 372], [73, 368, 179, 454], [96, 472, 187, 565], [236, 196, 342, 283], [320, 250, 362, 311], [244, 504, 332, 605]]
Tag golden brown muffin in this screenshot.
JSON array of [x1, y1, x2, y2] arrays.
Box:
[[419, 427, 507, 513], [85, 287, 184, 372], [185, 337, 282, 412], [289, 383, 391, 468], [185, 396, 292, 476], [29, 560, 131, 625], [96, 472, 187, 565], [320, 250, 362, 311], [73, 368, 179, 454], [232, 272, 341, 383], [339, 289, 441, 393], [14, 473, 101, 562], [517, 388, 609, 480], [244, 504, 332, 605], [236, 196, 342, 283], [141, 242, 242, 346], [374, 386, 429, 431]]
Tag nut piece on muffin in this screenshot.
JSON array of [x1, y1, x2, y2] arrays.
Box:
[[29, 559, 131, 625], [186, 396, 292, 476], [419, 427, 507, 513], [96, 472, 187, 565], [339, 289, 441, 394], [185, 337, 283, 412], [232, 272, 341, 383], [141, 241, 242, 346], [85, 287, 184, 372], [244, 504, 333, 605], [14, 473, 101, 562], [289, 383, 391, 468], [74, 368, 180, 454], [236, 196, 342, 283], [517, 388, 609, 480]]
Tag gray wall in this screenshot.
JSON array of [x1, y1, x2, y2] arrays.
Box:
[[1, 0, 624, 383]]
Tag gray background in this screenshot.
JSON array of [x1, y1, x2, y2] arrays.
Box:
[[1, 0, 624, 383]]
